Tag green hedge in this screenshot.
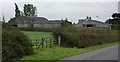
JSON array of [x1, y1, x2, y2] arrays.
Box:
[[2, 24, 34, 61], [17, 27, 54, 32], [53, 27, 118, 48]]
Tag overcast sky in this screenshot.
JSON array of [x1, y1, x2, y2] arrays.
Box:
[[0, 1, 119, 23]]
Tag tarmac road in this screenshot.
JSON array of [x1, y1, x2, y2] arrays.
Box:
[[61, 45, 118, 60]]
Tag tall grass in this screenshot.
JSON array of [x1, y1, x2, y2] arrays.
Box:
[[53, 27, 118, 48]]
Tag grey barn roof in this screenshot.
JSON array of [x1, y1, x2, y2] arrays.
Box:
[[78, 19, 111, 25], [9, 16, 62, 24]]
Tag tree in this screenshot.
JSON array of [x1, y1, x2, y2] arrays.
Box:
[[20, 11, 24, 16], [23, 4, 37, 17], [9, 3, 21, 22], [15, 3, 21, 17], [9, 4, 37, 22], [105, 13, 120, 30], [65, 18, 68, 21], [61, 18, 72, 27], [112, 13, 120, 19]]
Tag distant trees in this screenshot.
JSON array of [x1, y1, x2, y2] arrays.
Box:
[[23, 4, 37, 17], [9, 3, 21, 22], [9, 3, 37, 22], [60, 18, 72, 27], [105, 13, 120, 30], [15, 3, 21, 17], [111, 13, 120, 19]]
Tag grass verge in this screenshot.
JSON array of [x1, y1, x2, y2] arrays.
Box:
[[20, 42, 118, 60]]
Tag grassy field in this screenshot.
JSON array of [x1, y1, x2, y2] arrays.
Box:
[[21, 31, 52, 39], [20, 42, 118, 60]]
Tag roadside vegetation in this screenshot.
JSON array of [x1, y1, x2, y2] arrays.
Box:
[[20, 42, 118, 60], [18, 28, 54, 32], [20, 28, 119, 60], [53, 27, 118, 48]]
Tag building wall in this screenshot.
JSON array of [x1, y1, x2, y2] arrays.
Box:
[[34, 23, 60, 28], [34, 24, 44, 28], [17, 24, 29, 27], [16, 23, 60, 28], [44, 24, 60, 28]]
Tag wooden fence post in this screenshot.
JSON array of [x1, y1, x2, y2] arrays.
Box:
[[58, 35, 61, 46]]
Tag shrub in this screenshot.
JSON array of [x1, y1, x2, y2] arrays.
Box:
[[17, 27, 54, 32], [2, 23, 34, 61], [53, 27, 118, 48]]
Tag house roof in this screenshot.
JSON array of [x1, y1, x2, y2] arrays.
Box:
[[78, 19, 111, 25], [9, 16, 62, 24]]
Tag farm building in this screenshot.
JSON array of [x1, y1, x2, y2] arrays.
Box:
[[74, 17, 111, 30], [8, 16, 62, 28]]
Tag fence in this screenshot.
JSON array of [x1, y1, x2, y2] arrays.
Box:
[[31, 37, 55, 49]]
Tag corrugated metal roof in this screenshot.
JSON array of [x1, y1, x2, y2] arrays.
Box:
[[78, 19, 111, 25], [9, 16, 62, 24]]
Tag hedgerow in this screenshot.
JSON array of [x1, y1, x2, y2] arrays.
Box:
[[17, 27, 54, 32], [53, 27, 118, 48], [2, 23, 34, 61]]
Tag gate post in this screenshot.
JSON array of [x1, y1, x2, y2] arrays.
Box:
[[58, 35, 61, 46]]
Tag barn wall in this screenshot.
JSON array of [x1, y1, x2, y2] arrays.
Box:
[[34, 24, 44, 28], [17, 24, 29, 27], [34, 23, 60, 28]]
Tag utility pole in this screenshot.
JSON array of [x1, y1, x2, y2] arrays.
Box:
[[2, 14, 5, 23], [118, 1, 120, 13]]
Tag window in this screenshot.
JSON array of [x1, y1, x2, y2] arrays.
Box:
[[87, 24, 93, 27], [12, 25, 17, 27], [83, 24, 94, 28]]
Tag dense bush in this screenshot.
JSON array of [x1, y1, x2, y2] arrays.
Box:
[[53, 27, 118, 48], [18, 27, 54, 32], [2, 24, 34, 61]]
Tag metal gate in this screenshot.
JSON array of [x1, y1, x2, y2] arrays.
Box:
[[31, 37, 55, 48]]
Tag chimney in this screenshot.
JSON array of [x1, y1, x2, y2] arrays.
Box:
[[89, 17, 91, 20], [86, 16, 89, 19]]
